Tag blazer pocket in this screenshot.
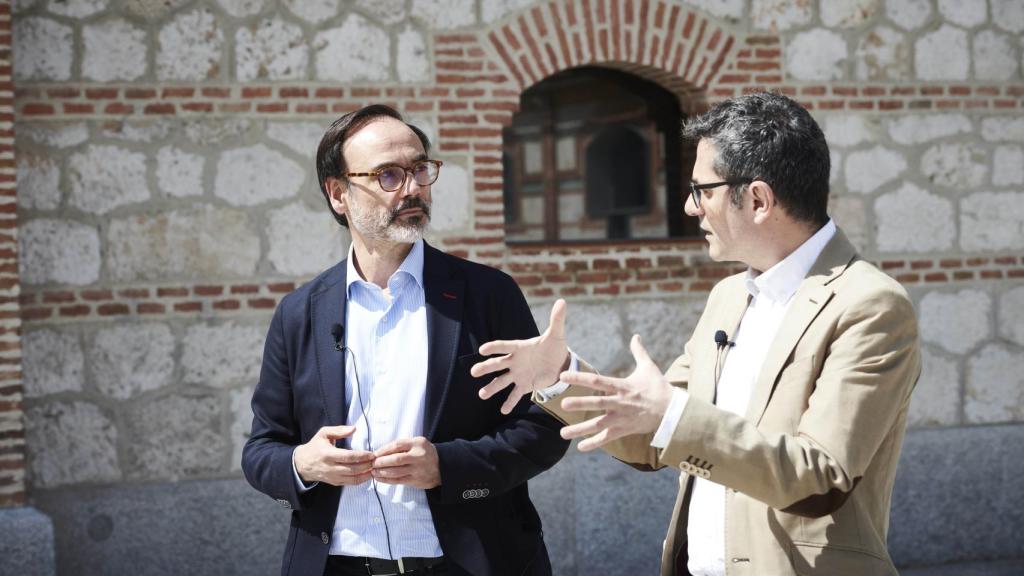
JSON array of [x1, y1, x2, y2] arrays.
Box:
[[790, 542, 892, 576]]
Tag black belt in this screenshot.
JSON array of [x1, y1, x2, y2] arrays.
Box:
[[328, 554, 445, 575]]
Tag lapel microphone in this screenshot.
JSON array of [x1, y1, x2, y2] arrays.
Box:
[[714, 329, 736, 349], [331, 323, 344, 351]]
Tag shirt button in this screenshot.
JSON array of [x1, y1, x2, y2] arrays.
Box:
[[321, 532, 329, 545]]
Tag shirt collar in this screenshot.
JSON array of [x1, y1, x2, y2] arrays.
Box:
[[346, 239, 425, 295], [744, 219, 836, 303]]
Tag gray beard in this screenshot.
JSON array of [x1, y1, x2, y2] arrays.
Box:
[[348, 196, 431, 244]]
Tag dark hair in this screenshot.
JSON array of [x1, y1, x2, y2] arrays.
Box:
[[682, 92, 830, 226], [315, 104, 431, 227]]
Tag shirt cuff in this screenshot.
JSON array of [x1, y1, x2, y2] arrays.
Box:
[[292, 448, 318, 493], [534, 350, 578, 403], [651, 387, 689, 449]]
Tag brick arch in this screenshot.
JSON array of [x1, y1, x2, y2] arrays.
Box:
[[480, 0, 743, 108]]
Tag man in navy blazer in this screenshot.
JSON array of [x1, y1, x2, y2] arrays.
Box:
[[242, 105, 569, 576]]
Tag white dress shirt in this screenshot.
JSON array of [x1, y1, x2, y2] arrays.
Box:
[[652, 220, 836, 576], [294, 239, 443, 559]]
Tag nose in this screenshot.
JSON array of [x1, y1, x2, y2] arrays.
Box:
[[684, 191, 702, 217]]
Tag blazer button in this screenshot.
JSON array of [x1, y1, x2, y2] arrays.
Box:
[[321, 532, 329, 545]]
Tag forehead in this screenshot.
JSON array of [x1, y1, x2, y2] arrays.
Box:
[[693, 139, 720, 178], [342, 116, 424, 164]]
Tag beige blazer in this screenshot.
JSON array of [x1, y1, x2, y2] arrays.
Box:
[[540, 230, 921, 576]]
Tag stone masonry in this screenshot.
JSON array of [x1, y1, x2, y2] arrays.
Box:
[[5, 0, 1024, 574]]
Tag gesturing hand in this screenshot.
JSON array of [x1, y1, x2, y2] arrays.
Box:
[[372, 437, 441, 489], [293, 425, 375, 486], [471, 299, 570, 415], [559, 335, 674, 452]]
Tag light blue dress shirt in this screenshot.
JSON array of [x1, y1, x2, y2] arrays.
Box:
[[295, 239, 443, 559]]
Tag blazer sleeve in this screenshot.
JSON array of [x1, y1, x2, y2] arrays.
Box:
[[431, 275, 571, 505], [659, 285, 921, 517], [241, 302, 310, 511]]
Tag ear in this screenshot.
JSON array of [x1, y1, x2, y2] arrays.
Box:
[[748, 180, 776, 224], [326, 177, 348, 217]]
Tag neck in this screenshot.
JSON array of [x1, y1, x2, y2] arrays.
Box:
[[748, 220, 822, 273], [350, 234, 415, 288]]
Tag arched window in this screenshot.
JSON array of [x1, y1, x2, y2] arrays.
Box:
[[502, 67, 699, 243]]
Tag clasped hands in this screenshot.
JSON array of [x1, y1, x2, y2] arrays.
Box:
[[471, 299, 675, 451], [293, 426, 440, 489]]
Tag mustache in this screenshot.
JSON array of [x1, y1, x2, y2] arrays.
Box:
[[388, 198, 431, 222]]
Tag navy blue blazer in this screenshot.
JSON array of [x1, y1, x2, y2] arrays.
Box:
[[242, 243, 569, 576]]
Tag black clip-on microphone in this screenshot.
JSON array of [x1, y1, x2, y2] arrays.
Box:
[[714, 329, 735, 349]]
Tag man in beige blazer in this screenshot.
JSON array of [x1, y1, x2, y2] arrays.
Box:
[[472, 92, 921, 575]]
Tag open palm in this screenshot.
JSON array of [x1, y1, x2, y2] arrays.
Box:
[[471, 299, 569, 414]]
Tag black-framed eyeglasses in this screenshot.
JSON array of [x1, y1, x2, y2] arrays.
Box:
[[346, 159, 443, 192], [689, 179, 751, 209]]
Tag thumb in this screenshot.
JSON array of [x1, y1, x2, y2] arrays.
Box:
[[548, 299, 567, 340], [321, 425, 356, 440], [629, 334, 653, 366]]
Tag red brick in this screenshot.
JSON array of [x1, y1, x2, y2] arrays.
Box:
[[895, 273, 920, 283], [126, 88, 157, 99], [995, 256, 1018, 265], [268, 282, 295, 293], [157, 287, 189, 298], [105, 103, 134, 115], [144, 103, 176, 115], [174, 301, 202, 312], [43, 291, 75, 303], [296, 103, 328, 114], [248, 298, 276, 309], [59, 305, 91, 317], [257, 102, 288, 113], [314, 88, 345, 98], [137, 302, 166, 315], [80, 289, 113, 301], [86, 88, 119, 99], [910, 260, 933, 270], [242, 87, 272, 98], [953, 271, 974, 281], [98, 303, 130, 316], [279, 87, 309, 98], [939, 259, 963, 268], [194, 285, 224, 296], [980, 270, 1004, 279], [213, 300, 241, 310], [201, 87, 231, 98], [220, 102, 252, 113], [182, 102, 214, 113], [21, 103, 55, 115], [351, 88, 382, 98], [231, 284, 260, 294], [21, 307, 51, 321]]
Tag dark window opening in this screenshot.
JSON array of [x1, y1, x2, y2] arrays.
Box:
[[502, 66, 699, 243]]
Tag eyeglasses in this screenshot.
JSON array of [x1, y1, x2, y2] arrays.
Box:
[[346, 159, 443, 192], [689, 179, 751, 209]]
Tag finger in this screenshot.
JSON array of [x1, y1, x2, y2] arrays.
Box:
[[499, 385, 528, 415], [374, 438, 413, 458], [629, 334, 654, 366], [548, 299, 567, 340], [321, 425, 357, 440], [334, 462, 374, 475], [478, 372, 514, 400], [560, 370, 618, 394], [560, 395, 615, 412], [470, 353, 512, 378], [577, 427, 621, 452], [372, 471, 412, 485], [331, 449, 375, 464], [560, 415, 607, 440], [372, 464, 411, 479], [331, 471, 373, 486], [476, 340, 521, 358], [372, 453, 410, 468]]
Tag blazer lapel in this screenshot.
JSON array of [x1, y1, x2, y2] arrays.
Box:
[[422, 244, 464, 441], [311, 260, 348, 427], [744, 230, 858, 426], [693, 279, 750, 405]]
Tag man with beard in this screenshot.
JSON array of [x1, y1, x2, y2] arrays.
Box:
[[242, 105, 569, 576]]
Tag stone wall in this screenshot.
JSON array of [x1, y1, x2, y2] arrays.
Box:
[[7, 0, 1024, 573]]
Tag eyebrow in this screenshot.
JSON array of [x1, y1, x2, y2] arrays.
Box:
[[370, 153, 429, 172]]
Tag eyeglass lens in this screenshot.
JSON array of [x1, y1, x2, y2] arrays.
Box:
[[378, 161, 440, 191]]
